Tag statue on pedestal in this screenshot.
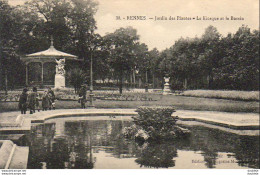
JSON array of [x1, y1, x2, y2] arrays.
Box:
[[55, 58, 65, 75], [55, 58, 66, 88]]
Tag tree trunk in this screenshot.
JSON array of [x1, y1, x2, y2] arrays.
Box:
[[207, 71, 213, 89], [153, 73, 155, 89], [184, 78, 187, 90], [119, 72, 123, 95], [145, 70, 148, 92], [119, 79, 123, 95], [133, 69, 136, 88], [130, 72, 132, 89], [161, 76, 164, 90], [5, 69, 8, 95]]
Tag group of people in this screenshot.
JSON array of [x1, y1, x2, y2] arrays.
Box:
[[18, 87, 55, 114], [18, 84, 88, 114]]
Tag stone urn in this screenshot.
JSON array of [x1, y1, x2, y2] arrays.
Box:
[[163, 76, 171, 95]]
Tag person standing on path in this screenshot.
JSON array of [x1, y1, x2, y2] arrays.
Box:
[[18, 88, 28, 114], [35, 92, 40, 112], [48, 87, 55, 110], [78, 84, 87, 109], [27, 87, 37, 114], [42, 90, 51, 111]]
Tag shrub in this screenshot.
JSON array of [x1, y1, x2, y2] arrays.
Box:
[[182, 90, 259, 101], [67, 68, 87, 93], [94, 91, 159, 101], [133, 106, 179, 140]]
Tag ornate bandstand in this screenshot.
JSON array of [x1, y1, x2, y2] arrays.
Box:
[[21, 38, 78, 88]]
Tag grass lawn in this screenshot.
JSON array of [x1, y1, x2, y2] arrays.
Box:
[[0, 94, 258, 113]]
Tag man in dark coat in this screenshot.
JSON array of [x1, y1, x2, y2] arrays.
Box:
[[27, 87, 37, 114], [18, 88, 28, 114], [78, 84, 87, 109]]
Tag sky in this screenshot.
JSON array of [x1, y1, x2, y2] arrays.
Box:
[[8, 0, 260, 51]]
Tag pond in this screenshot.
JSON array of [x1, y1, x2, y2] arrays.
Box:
[[27, 118, 259, 169]]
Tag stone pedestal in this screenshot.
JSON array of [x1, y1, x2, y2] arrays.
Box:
[[55, 74, 65, 88], [163, 77, 171, 95]]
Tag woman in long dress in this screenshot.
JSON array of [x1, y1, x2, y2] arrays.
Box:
[[42, 90, 51, 111]]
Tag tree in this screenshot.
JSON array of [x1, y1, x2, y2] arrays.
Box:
[[25, 0, 98, 59], [25, 0, 72, 50], [0, 1, 26, 91], [160, 25, 259, 91], [132, 43, 149, 89], [0, 0, 99, 89], [157, 49, 172, 89], [214, 26, 259, 90], [104, 27, 139, 94], [199, 25, 221, 89]]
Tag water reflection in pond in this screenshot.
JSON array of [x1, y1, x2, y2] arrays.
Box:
[[27, 119, 259, 169]]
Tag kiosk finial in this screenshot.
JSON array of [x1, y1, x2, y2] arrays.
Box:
[[50, 35, 54, 48]]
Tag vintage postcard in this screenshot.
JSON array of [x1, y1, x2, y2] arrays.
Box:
[[0, 0, 259, 174]]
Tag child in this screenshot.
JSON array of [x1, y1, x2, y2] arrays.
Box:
[[48, 87, 55, 110]]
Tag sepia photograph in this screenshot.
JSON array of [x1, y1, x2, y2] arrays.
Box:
[[0, 0, 259, 174]]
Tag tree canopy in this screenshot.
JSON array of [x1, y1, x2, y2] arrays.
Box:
[[0, 0, 258, 92]]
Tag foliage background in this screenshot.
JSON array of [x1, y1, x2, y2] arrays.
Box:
[[0, 0, 259, 91]]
